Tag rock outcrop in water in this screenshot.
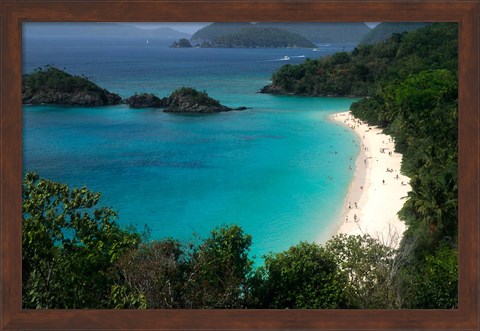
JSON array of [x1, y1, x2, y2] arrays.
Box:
[[22, 66, 122, 106], [124, 93, 166, 108], [258, 84, 292, 95], [169, 38, 193, 48], [163, 87, 246, 113]]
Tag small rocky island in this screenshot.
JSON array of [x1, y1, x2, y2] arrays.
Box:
[[124, 88, 246, 113], [22, 66, 122, 106], [124, 93, 165, 108], [169, 38, 193, 48], [164, 87, 246, 113], [258, 84, 292, 95]]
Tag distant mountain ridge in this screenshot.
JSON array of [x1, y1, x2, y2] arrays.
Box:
[[191, 22, 253, 42], [206, 27, 315, 48], [24, 22, 191, 40], [360, 22, 431, 45], [191, 22, 371, 44], [256, 22, 372, 43]]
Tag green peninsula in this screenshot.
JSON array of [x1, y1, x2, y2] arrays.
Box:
[[260, 23, 457, 97]]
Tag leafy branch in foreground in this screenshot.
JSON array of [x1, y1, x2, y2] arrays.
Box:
[[22, 172, 141, 309]]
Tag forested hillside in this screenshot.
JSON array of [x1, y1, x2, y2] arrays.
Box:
[[261, 23, 457, 97]]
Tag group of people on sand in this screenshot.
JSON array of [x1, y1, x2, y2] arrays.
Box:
[[345, 213, 359, 223], [345, 201, 359, 223]]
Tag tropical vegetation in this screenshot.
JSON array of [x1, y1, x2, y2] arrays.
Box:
[[22, 23, 458, 309], [262, 23, 457, 97]]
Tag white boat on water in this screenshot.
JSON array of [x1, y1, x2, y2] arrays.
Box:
[[281, 56, 290, 61]]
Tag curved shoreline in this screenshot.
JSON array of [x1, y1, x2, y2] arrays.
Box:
[[330, 111, 411, 247]]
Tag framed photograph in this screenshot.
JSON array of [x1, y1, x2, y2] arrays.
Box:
[[1, 0, 479, 330]]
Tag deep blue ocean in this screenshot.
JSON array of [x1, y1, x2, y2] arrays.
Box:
[[22, 36, 359, 261]]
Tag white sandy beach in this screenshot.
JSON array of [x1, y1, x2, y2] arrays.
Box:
[[330, 111, 411, 247]]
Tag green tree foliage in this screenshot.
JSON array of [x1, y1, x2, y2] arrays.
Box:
[[116, 239, 186, 308], [324, 234, 398, 308], [22, 172, 141, 308], [249, 242, 348, 309], [347, 29, 458, 308], [353, 69, 458, 253], [115, 225, 253, 308], [400, 245, 458, 309], [184, 225, 253, 308]]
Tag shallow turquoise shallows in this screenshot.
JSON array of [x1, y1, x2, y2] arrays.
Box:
[[23, 37, 359, 262]]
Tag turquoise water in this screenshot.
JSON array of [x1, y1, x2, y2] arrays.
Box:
[[22, 37, 359, 260]]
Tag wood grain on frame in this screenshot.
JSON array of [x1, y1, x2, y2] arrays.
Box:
[[1, 0, 478, 330]]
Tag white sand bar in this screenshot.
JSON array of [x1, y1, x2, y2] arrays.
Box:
[[330, 111, 411, 247]]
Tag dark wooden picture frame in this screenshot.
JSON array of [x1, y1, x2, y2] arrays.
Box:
[[1, 0, 479, 330]]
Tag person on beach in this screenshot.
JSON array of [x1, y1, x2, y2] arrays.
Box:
[[354, 214, 357, 222], [345, 215, 349, 222]]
